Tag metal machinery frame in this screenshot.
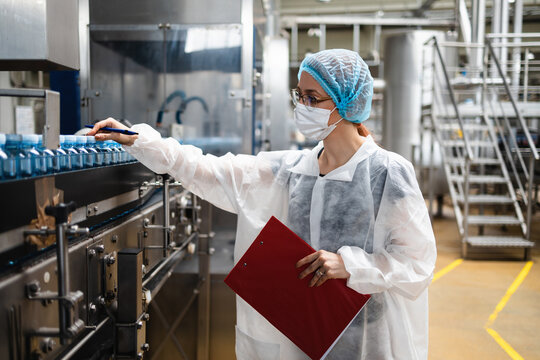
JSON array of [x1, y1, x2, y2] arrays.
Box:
[[0, 163, 209, 359]]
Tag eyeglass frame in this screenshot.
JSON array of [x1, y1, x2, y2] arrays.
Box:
[[290, 88, 333, 108]]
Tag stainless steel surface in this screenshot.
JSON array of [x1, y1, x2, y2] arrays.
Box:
[[90, 0, 241, 25], [467, 236, 535, 247], [281, 15, 454, 26], [79, 0, 92, 125], [0, 88, 60, 149], [88, 20, 247, 153], [264, 38, 290, 151], [467, 215, 522, 225], [0, 168, 201, 358], [319, 24, 326, 51], [383, 30, 445, 161], [86, 189, 143, 217], [0, 0, 79, 70], [43, 90, 60, 149], [241, 0, 254, 154]]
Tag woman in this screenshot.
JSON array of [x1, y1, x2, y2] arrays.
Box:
[[88, 49, 436, 360]]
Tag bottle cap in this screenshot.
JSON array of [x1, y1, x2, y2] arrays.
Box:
[[22, 134, 40, 144], [0, 134, 5, 145], [64, 135, 77, 143]]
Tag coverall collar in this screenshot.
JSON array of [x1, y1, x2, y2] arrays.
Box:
[[288, 135, 378, 182]]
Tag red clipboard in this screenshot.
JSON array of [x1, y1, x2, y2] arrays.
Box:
[[225, 216, 370, 359]]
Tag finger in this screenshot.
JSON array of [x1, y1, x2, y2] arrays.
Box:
[[314, 274, 327, 287], [310, 271, 326, 287], [87, 118, 124, 136], [298, 257, 323, 280], [296, 251, 320, 268]]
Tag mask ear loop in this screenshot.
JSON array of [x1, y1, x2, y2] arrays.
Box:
[[328, 107, 344, 127]]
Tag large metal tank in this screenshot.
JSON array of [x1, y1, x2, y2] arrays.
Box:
[[382, 30, 443, 161]]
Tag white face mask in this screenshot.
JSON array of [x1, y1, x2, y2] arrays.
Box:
[[294, 103, 343, 141]]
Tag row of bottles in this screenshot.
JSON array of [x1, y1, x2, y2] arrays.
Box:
[[0, 134, 136, 181]]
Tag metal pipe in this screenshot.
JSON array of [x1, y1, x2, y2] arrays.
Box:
[[500, 0, 509, 74], [291, 25, 298, 63], [524, 48, 530, 103], [487, 32, 540, 38], [56, 222, 70, 344], [373, 24, 381, 62], [512, 0, 523, 100], [486, 39, 539, 160], [319, 24, 326, 51], [162, 176, 170, 258], [491, 0, 501, 78], [281, 15, 454, 26], [60, 318, 110, 360], [353, 25, 360, 54], [462, 157, 470, 258]]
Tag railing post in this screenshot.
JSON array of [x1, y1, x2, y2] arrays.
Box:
[[463, 157, 470, 259]]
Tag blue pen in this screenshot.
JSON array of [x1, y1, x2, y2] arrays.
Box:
[[85, 125, 139, 135]]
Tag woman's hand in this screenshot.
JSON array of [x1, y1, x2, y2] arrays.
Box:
[[86, 117, 138, 146], [296, 250, 350, 287]]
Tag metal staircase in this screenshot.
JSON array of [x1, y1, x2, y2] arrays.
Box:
[[422, 36, 539, 259]]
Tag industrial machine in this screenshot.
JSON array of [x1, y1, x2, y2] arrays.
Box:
[[0, 160, 207, 359]]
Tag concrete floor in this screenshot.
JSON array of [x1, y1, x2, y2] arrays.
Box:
[[429, 206, 540, 360]]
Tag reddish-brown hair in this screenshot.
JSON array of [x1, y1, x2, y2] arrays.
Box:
[[356, 123, 371, 137]]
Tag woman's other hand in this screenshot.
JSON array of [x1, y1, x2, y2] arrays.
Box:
[[86, 117, 138, 146], [296, 250, 351, 287]]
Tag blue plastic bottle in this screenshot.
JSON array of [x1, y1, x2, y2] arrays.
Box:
[[37, 135, 55, 174], [106, 140, 119, 164], [20, 134, 41, 177], [75, 136, 90, 168], [85, 136, 99, 167], [0, 134, 7, 180], [64, 135, 81, 170], [4, 134, 22, 179], [53, 135, 69, 172], [98, 140, 112, 166]]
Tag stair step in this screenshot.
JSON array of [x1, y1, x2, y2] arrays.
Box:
[[451, 175, 507, 184], [439, 123, 489, 131], [467, 236, 534, 247], [467, 215, 521, 225], [457, 195, 514, 204], [442, 140, 493, 147], [447, 157, 500, 165]]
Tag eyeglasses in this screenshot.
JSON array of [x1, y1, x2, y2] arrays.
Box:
[[290, 89, 332, 109]]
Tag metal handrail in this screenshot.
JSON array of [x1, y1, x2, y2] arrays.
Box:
[[485, 37, 539, 161], [428, 36, 475, 161]]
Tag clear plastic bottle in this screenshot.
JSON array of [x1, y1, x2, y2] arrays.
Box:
[[0, 134, 8, 180], [54, 135, 69, 172], [20, 134, 42, 177], [75, 136, 89, 168], [98, 140, 113, 166], [85, 136, 99, 167], [64, 135, 81, 170], [37, 135, 55, 174], [107, 140, 119, 164], [4, 134, 23, 179]]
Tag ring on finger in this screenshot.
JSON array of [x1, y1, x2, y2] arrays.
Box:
[[316, 269, 325, 277]]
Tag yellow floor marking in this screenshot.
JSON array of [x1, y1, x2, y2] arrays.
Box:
[[485, 261, 533, 360], [432, 259, 463, 283], [486, 328, 525, 360]]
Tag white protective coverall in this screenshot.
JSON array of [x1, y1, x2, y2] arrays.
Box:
[[125, 123, 437, 360]]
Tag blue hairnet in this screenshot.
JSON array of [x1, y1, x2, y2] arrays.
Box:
[[298, 49, 373, 123]]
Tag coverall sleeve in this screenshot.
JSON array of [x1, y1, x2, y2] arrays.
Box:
[[337, 158, 437, 300], [123, 123, 275, 214]]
